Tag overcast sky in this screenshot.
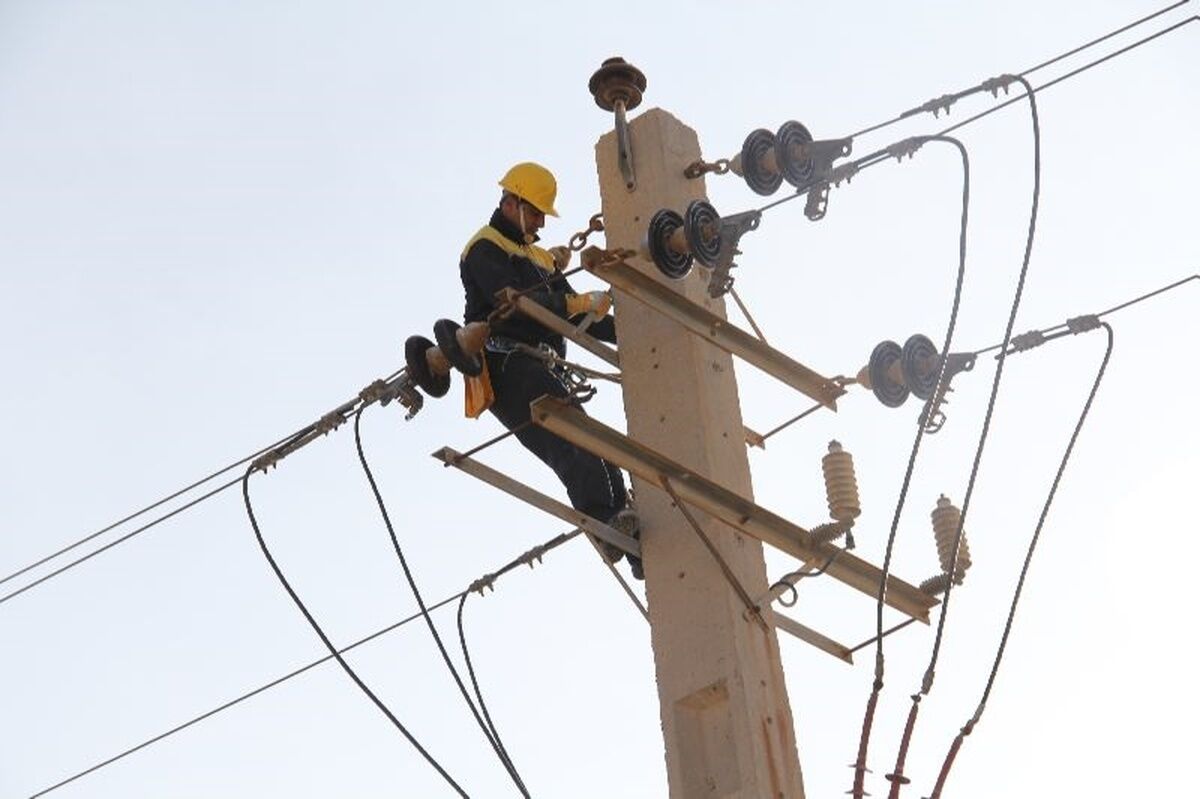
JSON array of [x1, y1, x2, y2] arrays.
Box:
[[2, 1, 1198, 797]]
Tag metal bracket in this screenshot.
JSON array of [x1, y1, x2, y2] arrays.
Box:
[[530, 395, 937, 622], [377, 371, 424, 420], [581, 247, 844, 409], [920, 352, 976, 433], [706, 210, 762, 298], [800, 138, 854, 221]]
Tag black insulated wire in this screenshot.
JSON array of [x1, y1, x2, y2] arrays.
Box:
[[30, 527, 584, 797], [241, 466, 470, 798], [457, 592, 524, 788], [847, 135, 972, 798], [881, 75, 1042, 798], [925, 322, 1114, 799], [353, 408, 530, 797]]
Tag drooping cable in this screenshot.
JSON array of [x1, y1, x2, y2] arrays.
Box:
[[353, 408, 530, 797], [882, 77, 1041, 798], [241, 466, 470, 798], [457, 592, 523, 786], [925, 322, 1114, 799], [848, 134, 973, 799], [30, 524, 585, 797]]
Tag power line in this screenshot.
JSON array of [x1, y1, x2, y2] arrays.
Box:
[[926, 322, 1115, 799], [29, 525, 583, 797], [877, 76, 1042, 796], [242, 465, 471, 797], [0, 475, 243, 607], [846, 2, 1193, 140], [353, 407, 531, 796], [0, 436, 293, 591], [0, 372, 409, 607], [849, 134, 973, 799]]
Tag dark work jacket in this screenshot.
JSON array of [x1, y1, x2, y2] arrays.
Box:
[[459, 208, 617, 357]]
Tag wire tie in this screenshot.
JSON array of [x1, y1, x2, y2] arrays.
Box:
[[1009, 329, 1046, 352], [830, 162, 861, 186], [887, 137, 924, 162], [359, 379, 388, 405], [981, 74, 1018, 98], [921, 93, 957, 117], [468, 574, 496, 595], [1066, 313, 1101, 334]]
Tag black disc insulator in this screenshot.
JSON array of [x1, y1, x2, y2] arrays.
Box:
[[868, 340, 909, 408], [433, 318, 483, 377], [741, 128, 783, 196], [404, 335, 449, 398], [684, 200, 722, 268], [901, 334, 941, 401], [776, 120, 815, 187], [647, 208, 692, 279]]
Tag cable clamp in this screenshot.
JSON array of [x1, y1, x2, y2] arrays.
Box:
[[1009, 329, 1046, 352], [829, 161, 860, 187], [1066, 313, 1101, 334], [358, 379, 388, 406], [468, 574, 497, 595], [250, 451, 282, 474], [316, 410, 347, 436], [981, 74, 1018, 98], [887, 137, 925, 162], [921, 93, 958, 118]]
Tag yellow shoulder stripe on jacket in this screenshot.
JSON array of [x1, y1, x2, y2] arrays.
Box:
[[460, 225, 555, 273]]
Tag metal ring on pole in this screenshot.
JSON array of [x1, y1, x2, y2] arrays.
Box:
[[646, 208, 693, 279], [901, 334, 941, 401], [405, 335, 450, 398], [434, 319, 483, 377], [776, 120, 815, 187], [684, 200, 722, 268], [741, 128, 783, 196], [868, 340, 909, 408]]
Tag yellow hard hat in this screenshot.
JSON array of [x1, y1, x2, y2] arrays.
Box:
[[498, 162, 559, 217]]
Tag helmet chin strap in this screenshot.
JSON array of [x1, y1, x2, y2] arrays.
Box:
[[517, 200, 535, 245]]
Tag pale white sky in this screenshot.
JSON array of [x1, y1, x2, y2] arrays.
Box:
[[2, 1, 1198, 797]]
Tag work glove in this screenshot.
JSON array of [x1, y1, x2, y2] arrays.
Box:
[[548, 246, 571, 271], [566, 290, 612, 318]]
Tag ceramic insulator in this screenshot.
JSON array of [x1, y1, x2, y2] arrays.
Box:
[[822, 441, 861, 525], [932, 495, 972, 583]]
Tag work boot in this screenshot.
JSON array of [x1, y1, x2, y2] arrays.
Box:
[[607, 508, 644, 581]]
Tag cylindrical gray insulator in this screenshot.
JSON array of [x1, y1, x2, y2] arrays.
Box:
[[823, 441, 861, 524], [932, 495, 972, 583]]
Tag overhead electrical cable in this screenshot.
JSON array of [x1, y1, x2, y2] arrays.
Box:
[[846, 2, 1192, 140], [0, 476, 243, 607], [29, 525, 582, 797], [353, 408, 531, 797], [848, 134, 973, 799], [879, 75, 1041, 797], [926, 322, 1115, 798], [0, 433, 297, 591], [241, 465, 471, 798]]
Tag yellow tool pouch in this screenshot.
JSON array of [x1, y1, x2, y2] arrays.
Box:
[[464, 356, 494, 418]]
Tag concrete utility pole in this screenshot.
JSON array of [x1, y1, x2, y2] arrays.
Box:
[[590, 63, 805, 799]]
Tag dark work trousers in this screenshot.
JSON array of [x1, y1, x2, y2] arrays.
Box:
[[485, 349, 627, 524]]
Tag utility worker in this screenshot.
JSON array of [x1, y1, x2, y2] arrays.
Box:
[[458, 162, 642, 579]]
